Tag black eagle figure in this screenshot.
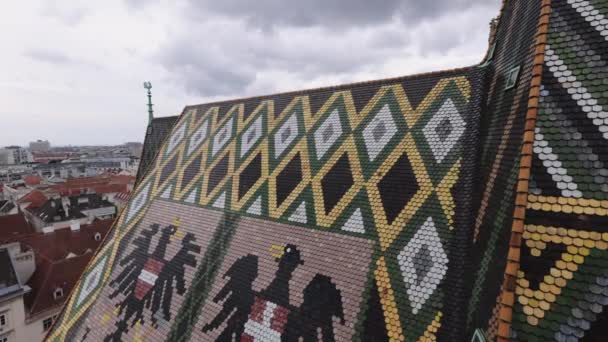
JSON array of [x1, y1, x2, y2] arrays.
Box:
[[202, 244, 345, 342], [104, 222, 201, 342], [108, 223, 159, 300]]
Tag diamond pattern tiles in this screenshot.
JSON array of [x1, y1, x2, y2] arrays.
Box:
[[125, 181, 150, 222], [187, 119, 209, 156], [48, 71, 477, 342], [362, 104, 399, 162], [165, 121, 187, 156], [239, 114, 263, 158], [423, 99, 466, 164], [512, 0, 608, 340], [273, 111, 300, 159], [275, 152, 303, 207], [321, 153, 354, 215], [314, 109, 344, 159], [211, 116, 234, 158], [377, 151, 419, 225], [75, 253, 109, 308], [398, 217, 448, 315]]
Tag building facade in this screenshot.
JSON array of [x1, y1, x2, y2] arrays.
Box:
[[28, 141, 50, 153]]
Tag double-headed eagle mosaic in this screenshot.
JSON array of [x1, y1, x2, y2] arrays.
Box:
[[105, 220, 201, 341]]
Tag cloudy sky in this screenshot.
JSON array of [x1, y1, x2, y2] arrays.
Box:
[[0, 0, 501, 147]]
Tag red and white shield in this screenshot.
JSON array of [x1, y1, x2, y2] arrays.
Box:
[[134, 258, 165, 300], [242, 297, 289, 342]]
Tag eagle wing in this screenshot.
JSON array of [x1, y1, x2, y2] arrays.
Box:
[[282, 274, 345, 342], [149, 232, 201, 323], [108, 224, 159, 299], [202, 254, 259, 339]]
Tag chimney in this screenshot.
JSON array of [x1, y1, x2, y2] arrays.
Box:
[[70, 220, 80, 231], [62, 197, 70, 218]]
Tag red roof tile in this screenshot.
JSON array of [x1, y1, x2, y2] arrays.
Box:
[[23, 175, 42, 186], [25, 254, 92, 316], [50, 176, 132, 196], [14, 220, 113, 316], [109, 175, 135, 185], [17, 190, 48, 208], [17, 220, 112, 261], [0, 213, 35, 242]]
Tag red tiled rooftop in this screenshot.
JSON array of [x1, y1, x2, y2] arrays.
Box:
[[49, 175, 134, 196], [0, 213, 35, 242], [23, 175, 42, 187], [25, 254, 92, 316], [109, 175, 135, 184], [17, 190, 48, 208], [17, 220, 112, 261], [6, 219, 114, 317]]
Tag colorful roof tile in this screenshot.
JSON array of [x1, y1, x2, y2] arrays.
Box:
[[46, 0, 608, 341], [136, 116, 179, 184]]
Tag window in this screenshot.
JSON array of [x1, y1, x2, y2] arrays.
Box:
[[53, 287, 64, 300], [505, 66, 521, 90], [0, 313, 6, 327], [0, 334, 8, 342], [43, 317, 54, 331], [94, 232, 102, 241]]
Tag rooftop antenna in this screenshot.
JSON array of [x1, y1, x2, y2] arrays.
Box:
[[143, 82, 153, 124]]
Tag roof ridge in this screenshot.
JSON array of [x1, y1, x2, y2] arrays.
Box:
[[180, 65, 478, 113], [28, 256, 54, 315], [496, 0, 553, 340]]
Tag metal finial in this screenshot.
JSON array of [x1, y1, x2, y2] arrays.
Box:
[[143, 82, 153, 124]]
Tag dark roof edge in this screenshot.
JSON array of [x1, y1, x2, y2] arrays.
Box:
[[151, 115, 179, 122], [180, 64, 480, 114], [496, 0, 552, 340]]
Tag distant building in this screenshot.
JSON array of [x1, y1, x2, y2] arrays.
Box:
[[28, 141, 50, 152], [123, 142, 143, 158], [0, 245, 36, 342], [32, 158, 138, 179], [25, 194, 116, 231], [30, 152, 69, 164], [5, 147, 32, 165], [0, 149, 15, 165]]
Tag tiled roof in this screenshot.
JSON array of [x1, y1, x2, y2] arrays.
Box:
[[135, 116, 179, 184], [108, 175, 135, 185], [14, 220, 112, 316], [15, 220, 112, 261], [25, 254, 92, 316], [17, 190, 48, 208], [113, 191, 131, 204], [23, 175, 42, 187], [48, 1, 608, 341], [48, 175, 134, 196], [32, 194, 115, 224], [0, 213, 35, 242]]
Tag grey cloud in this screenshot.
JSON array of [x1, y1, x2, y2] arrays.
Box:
[[154, 0, 497, 98], [184, 0, 485, 30], [157, 22, 409, 97], [159, 37, 257, 96]]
